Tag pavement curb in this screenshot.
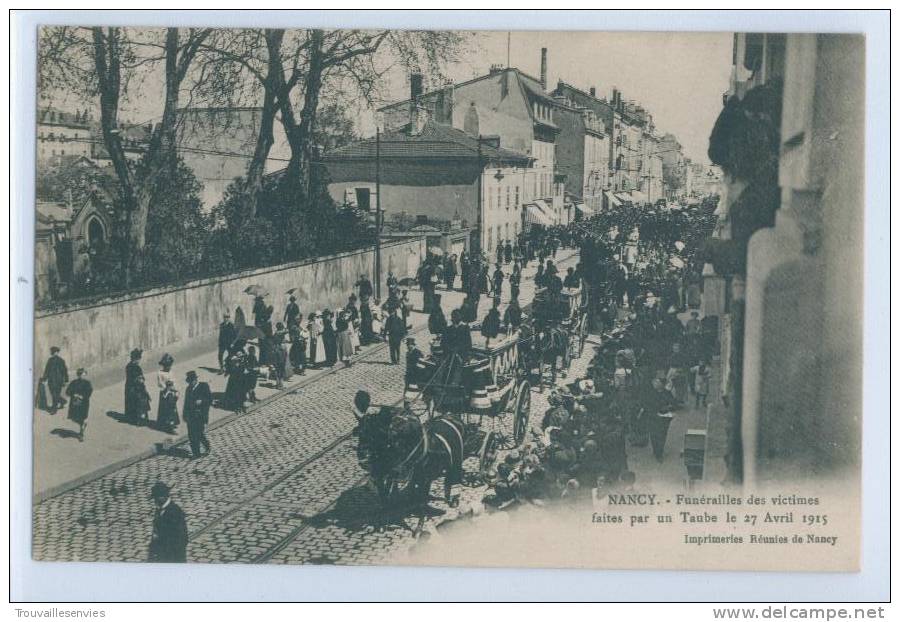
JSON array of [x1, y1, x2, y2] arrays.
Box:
[[32, 329, 414, 505], [32, 250, 581, 506]]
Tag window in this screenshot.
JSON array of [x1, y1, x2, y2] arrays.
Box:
[[506, 186, 510, 208], [87, 216, 106, 247], [496, 186, 501, 210], [487, 226, 492, 251], [497, 225, 502, 244], [515, 185, 519, 206], [505, 223, 509, 239]]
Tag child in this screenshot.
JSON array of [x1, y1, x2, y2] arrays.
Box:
[[691, 362, 711, 408], [157, 380, 180, 433]]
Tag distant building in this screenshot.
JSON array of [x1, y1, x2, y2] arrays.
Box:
[[658, 133, 687, 199], [321, 117, 533, 255], [378, 51, 566, 226], [175, 107, 291, 210], [34, 158, 117, 302], [37, 107, 92, 163], [550, 82, 610, 217]]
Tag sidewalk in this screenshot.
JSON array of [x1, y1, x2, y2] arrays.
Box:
[[33, 250, 579, 498]]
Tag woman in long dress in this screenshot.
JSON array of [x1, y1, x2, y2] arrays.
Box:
[[306, 313, 320, 368], [370, 299, 384, 339], [124, 349, 150, 422], [314, 313, 327, 363], [65, 368, 92, 441], [289, 318, 307, 375], [346, 297, 361, 352], [156, 353, 176, 429], [157, 380, 180, 433], [335, 310, 354, 367], [224, 341, 248, 411], [359, 301, 375, 344], [321, 310, 337, 367]]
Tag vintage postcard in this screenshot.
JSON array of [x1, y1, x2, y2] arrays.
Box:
[[30, 25, 863, 572]]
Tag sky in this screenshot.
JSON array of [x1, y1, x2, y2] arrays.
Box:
[[373, 30, 734, 164], [44, 28, 733, 166]]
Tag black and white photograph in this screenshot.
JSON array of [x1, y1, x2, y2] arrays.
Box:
[[11, 9, 891, 604]]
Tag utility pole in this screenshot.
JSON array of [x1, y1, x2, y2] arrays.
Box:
[[374, 126, 382, 300], [476, 137, 483, 256]]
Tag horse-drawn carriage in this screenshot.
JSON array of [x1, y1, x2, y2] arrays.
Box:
[[529, 284, 590, 389], [410, 330, 532, 474], [354, 327, 532, 516]]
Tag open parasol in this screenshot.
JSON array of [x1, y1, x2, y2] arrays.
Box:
[[244, 284, 269, 297]]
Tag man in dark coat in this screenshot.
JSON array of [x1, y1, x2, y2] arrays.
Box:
[[443, 309, 473, 361], [503, 298, 523, 331], [385, 308, 406, 364], [509, 268, 521, 301], [41, 346, 69, 413], [404, 337, 422, 386], [492, 264, 505, 302], [183, 370, 212, 459], [218, 312, 237, 371], [65, 368, 92, 441], [481, 299, 502, 347], [147, 482, 188, 563]]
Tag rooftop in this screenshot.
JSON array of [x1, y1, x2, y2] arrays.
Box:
[[321, 120, 533, 165]]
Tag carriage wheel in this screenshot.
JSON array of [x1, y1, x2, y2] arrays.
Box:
[[512, 380, 531, 446], [478, 431, 499, 475]]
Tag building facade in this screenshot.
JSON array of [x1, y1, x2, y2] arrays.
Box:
[[37, 108, 92, 163], [321, 119, 533, 255], [705, 32, 864, 485], [379, 54, 565, 227]]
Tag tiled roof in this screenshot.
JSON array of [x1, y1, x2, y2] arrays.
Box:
[[322, 121, 532, 165]]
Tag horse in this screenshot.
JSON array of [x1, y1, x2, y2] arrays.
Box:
[[355, 398, 466, 532]]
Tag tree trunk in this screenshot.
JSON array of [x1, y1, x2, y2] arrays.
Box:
[[244, 29, 283, 216], [91, 27, 207, 284], [279, 29, 324, 202]]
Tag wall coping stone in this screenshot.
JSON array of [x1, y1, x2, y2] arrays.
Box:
[[36, 236, 425, 319]]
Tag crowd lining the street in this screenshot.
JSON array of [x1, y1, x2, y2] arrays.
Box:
[[36, 196, 718, 561], [481, 199, 720, 508]]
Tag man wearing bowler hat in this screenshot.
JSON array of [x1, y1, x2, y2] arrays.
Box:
[[41, 346, 69, 413], [183, 370, 212, 459], [147, 482, 188, 563]]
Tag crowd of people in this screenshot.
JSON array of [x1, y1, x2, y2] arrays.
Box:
[[483, 199, 720, 508]]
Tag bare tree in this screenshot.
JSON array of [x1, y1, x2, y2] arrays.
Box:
[[40, 26, 211, 284], [273, 28, 469, 201]]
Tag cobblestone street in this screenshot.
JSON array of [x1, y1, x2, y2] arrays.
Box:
[[33, 252, 581, 565]]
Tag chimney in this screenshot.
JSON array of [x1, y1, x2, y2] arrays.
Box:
[[540, 48, 548, 91], [589, 86, 596, 98], [409, 73, 426, 134]]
